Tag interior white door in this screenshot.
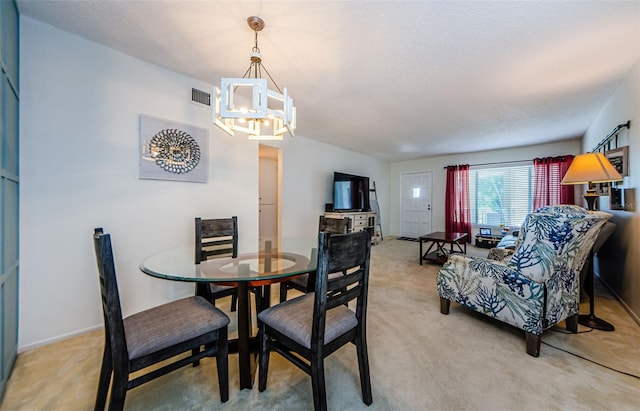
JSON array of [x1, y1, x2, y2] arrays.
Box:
[[259, 156, 278, 242], [400, 172, 432, 238]]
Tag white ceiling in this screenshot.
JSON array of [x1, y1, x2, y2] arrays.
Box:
[[17, 1, 640, 162]]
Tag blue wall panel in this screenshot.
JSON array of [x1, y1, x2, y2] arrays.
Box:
[[0, 0, 19, 402]]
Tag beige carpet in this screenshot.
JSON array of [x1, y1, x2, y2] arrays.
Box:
[[2, 238, 639, 410]]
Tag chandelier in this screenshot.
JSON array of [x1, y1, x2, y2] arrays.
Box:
[[213, 16, 296, 141]]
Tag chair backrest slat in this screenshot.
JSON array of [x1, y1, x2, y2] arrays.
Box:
[[195, 216, 238, 263], [327, 268, 363, 292], [326, 285, 362, 310], [318, 215, 349, 234], [326, 237, 369, 273]]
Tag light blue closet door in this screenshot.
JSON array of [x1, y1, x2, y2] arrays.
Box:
[[0, 0, 19, 402]]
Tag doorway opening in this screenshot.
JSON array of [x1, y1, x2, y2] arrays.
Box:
[[258, 145, 282, 246]]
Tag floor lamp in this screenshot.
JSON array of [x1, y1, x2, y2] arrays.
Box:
[[561, 152, 622, 330]]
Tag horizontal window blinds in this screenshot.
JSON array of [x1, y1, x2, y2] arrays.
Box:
[[469, 164, 533, 228]]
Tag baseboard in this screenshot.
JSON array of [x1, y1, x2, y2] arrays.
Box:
[[18, 324, 103, 353], [598, 274, 640, 327]]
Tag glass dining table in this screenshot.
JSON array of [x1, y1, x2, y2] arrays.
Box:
[[139, 238, 317, 389]]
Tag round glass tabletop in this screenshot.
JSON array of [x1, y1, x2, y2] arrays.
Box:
[[140, 241, 317, 284]]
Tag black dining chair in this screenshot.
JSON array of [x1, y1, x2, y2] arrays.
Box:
[[195, 216, 240, 311], [278, 215, 349, 302], [258, 229, 373, 411], [93, 228, 229, 410]]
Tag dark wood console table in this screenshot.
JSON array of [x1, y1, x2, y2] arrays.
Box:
[[419, 231, 468, 265]]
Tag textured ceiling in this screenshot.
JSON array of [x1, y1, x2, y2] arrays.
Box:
[[17, 1, 640, 162]]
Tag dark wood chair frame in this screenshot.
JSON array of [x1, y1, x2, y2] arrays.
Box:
[[195, 216, 239, 311], [278, 215, 349, 302], [259, 229, 373, 411], [93, 228, 229, 410]]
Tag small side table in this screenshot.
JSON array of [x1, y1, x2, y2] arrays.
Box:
[[419, 231, 468, 265]]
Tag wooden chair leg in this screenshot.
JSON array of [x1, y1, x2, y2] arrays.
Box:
[[279, 283, 288, 303], [216, 327, 229, 403], [355, 333, 372, 405], [107, 371, 127, 411], [565, 314, 578, 333], [311, 353, 327, 411], [258, 323, 270, 392], [192, 347, 200, 367], [525, 332, 541, 357], [261, 285, 271, 312], [230, 293, 237, 312], [440, 297, 450, 314], [94, 344, 112, 411]]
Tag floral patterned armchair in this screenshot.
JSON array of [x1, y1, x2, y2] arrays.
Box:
[[437, 205, 611, 356]]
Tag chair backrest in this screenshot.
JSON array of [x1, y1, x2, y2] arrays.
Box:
[[93, 228, 127, 361], [509, 205, 610, 282], [195, 216, 238, 264], [312, 229, 372, 348], [318, 215, 349, 234]]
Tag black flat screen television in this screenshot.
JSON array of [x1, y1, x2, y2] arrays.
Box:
[[333, 172, 370, 212]]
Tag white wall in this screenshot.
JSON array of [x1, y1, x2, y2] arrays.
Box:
[[582, 60, 639, 321], [389, 139, 582, 236], [583, 61, 639, 198], [263, 137, 389, 240], [19, 17, 389, 350]]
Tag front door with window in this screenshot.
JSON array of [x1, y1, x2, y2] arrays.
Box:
[[400, 172, 432, 238]]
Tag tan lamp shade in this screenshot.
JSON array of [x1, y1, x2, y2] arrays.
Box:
[[561, 152, 623, 185]]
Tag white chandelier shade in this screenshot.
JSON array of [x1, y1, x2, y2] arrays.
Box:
[[213, 80, 296, 141], [212, 17, 296, 141]]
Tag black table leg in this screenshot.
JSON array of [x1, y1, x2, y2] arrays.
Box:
[[237, 278, 257, 389]]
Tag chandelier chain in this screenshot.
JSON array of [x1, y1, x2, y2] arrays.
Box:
[[237, 25, 283, 94]]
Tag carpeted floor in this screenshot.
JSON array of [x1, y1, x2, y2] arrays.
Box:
[[2, 238, 639, 410]]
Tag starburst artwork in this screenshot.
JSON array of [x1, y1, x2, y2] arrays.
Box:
[[139, 115, 208, 183]]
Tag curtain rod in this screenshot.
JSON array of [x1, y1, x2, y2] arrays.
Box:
[[443, 159, 532, 169], [592, 120, 630, 153]]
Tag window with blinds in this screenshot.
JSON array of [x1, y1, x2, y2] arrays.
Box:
[[469, 163, 533, 228]]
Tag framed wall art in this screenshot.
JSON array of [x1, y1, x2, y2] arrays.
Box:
[[605, 146, 628, 177], [139, 115, 209, 183]]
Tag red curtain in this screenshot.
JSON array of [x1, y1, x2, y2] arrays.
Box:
[[445, 165, 471, 242], [533, 155, 574, 210]]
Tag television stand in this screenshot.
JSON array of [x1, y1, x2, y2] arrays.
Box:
[[324, 211, 377, 242]]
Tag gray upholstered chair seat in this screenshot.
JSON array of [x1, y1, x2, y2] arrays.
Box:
[[258, 293, 357, 349], [124, 296, 230, 359]]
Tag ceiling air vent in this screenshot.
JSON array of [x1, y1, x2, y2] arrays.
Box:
[[191, 88, 211, 106]]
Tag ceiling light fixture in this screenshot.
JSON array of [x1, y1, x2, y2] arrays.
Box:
[[213, 16, 296, 141]]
